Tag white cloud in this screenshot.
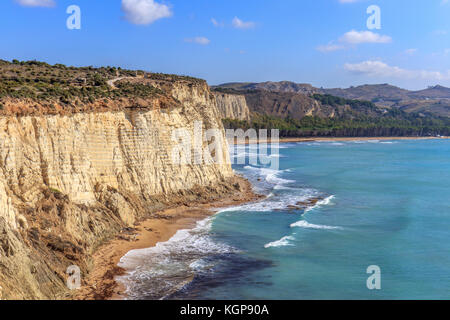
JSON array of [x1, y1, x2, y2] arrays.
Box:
[[339, 30, 392, 44], [404, 48, 417, 55], [433, 29, 448, 35], [431, 48, 450, 57], [211, 18, 224, 27], [232, 17, 255, 29], [442, 0, 449, 5], [344, 60, 450, 80], [318, 30, 392, 53], [316, 43, 345, 52], [184, 37, 210, 45], [15, 0, 55, 7], [121, 0, 172, 25]]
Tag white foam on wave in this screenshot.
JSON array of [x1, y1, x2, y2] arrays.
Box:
[[218, 188, 319, 213], [231, 163, 335, 214], [232, 143, 288, 150], [230, 152, 285, 162], [222, 164, 327, 213], [118, 217, 234, 270], [290, 220, 342, 230], [304, 195, 335, 213], [350, 139, 381, 144], [276, 143, 295, 149], [305, 142, 322, 146], [269, 154, 284, 158], [319, 195, 334, 206], [243, 165, 295, 185], [273, 184, 295, 190], [304, 141, 348, 147], [189, 259, 214, 272], [264, 236, 295, 248], [116, 216, 238, 299], [231, 152, 259, 158]]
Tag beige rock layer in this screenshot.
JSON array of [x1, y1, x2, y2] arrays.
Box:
[[0, 82, 238, 299], [213, 92, 251, 121]]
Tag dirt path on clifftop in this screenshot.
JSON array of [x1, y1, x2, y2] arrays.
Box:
[[106, 76, 137, 89]]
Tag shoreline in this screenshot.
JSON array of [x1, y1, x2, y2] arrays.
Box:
[[73, 135, 448, 300], [73, 176, 261, 300], [234, 136, 449, 145]]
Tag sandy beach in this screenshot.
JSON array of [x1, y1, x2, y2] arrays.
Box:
[[234, 136, 449, 145], [73, 176, 261, 300]]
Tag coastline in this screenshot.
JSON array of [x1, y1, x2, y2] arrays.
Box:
[[73, 176, 261, 300], [234, 136, 449, 145], [73, 135, 449, 300]]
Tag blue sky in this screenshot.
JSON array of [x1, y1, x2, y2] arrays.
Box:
[[1, 0, 450, 89]]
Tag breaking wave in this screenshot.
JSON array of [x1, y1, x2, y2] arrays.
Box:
[[290, 220, 343, 230], [304, 195, 335, 213], [116, 217, 237, 300], [264, 236, 295, 248]]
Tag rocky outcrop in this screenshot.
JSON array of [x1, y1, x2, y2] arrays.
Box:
[[241, 90, 336, 120], [0, 81, 236, 299], [213, 92, 251, 121]]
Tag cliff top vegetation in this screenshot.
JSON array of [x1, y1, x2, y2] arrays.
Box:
[[0, 59, 205, 113]]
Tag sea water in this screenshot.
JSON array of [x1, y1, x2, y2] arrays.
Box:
[[117, 139, 450, 300]]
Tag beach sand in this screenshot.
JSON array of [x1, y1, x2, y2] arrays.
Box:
[[235, 136, 449, 145], [73, 176, 261, 300]]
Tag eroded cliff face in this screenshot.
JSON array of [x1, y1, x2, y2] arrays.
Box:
[[0, 82, 237, 300], [213, 92, 251, 121]]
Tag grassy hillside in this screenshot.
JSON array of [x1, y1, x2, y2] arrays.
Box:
[[0, 59, 204, 113]]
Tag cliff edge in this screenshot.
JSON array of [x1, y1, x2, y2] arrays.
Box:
[[0, 62, 246, 299]]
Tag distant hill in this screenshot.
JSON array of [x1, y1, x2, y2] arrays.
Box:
[[322, 84, 410, 103], [216, 81, 317, 95], [214, 86, 415, 121], [409, 85, 450, 99], [215, 81, 450, 117], [214, 83, 450, 138]]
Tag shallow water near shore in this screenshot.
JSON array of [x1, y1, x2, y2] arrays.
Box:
[[118, 139, 450, 300]]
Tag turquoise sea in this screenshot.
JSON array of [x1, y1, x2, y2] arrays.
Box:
[[118, 139, 450, 300]]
